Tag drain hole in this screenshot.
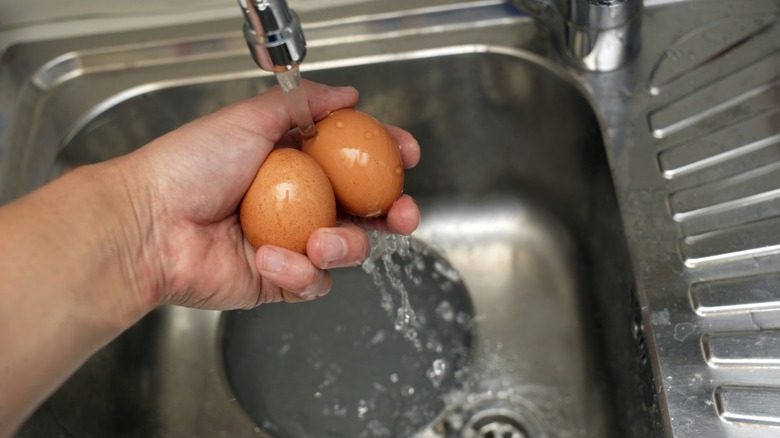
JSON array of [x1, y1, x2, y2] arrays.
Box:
[[472, 414, 528, 438], [458, 406, 545, 438]]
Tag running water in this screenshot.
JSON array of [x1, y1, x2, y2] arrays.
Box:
[[361, 231, 427, 351]]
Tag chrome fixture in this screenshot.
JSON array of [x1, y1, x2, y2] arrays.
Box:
[[237, 0, 316, 137], [238, 0, 307, 72], [515, 0, 642, 71]]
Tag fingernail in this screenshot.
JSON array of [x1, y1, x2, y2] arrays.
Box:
[[261, 248, 286, 273], [331, 85, 356, 93], [321, 232, 347, 265], [298, 290, 317, 300]]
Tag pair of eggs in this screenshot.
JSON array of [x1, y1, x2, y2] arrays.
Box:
[[239, 108, 404, 254]]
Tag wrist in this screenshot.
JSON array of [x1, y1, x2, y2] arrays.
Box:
[[67, 160, 163, 329], [0, 157, 164, 433]]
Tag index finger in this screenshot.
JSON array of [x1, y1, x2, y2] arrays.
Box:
[[385, 125, 420, 169]]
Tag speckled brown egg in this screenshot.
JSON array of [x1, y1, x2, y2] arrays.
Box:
[[240, 148, 336, 254], [302, 108, 403, 218]]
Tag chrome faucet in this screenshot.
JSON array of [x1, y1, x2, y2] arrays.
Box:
[[515, 0, 642, 71], [238, 0, 307, 72], [238, 0, 316, 136]]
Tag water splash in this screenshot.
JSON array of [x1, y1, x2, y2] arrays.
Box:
[[357, 399, 370, 419], [426, 358, 448, 388], [362, 231, 427, 350]]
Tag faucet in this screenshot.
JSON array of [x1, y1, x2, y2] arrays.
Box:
[[238, 0, 316, 137], [238, 0, 307, 72], [514, 0, 642, 71]]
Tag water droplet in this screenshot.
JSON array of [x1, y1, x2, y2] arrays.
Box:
[[336, 121, 344, 128], [435, 301, 455, 322], [433, 259, 461, 282], [400, 384, 415, 397], [357, 399, 369, 419], [369, 330, 385, 345], [366, 419, 391, 436], [390, 373, 399, 383], [426, 358, 448, 388], [425, 331, 443, 353], [332, 403, 347, 416], [456, 311, 472, 328], [673, 323, 695, 342]]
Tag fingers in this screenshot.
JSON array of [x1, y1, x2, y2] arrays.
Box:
[[252, 222, 374, 304], [385, 125, 421, 169], [385, 195, 420, 235], [342, 194, 420, 236], [255, 246, 333, 302], [307, 225, 370, 269]]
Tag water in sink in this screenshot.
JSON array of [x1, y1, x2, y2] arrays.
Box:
[[221, 237, 475, 437]]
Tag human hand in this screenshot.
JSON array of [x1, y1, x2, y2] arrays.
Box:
[[116, 81, 420, 310]]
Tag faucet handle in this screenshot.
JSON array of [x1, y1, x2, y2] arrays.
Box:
[[238, 0, 307, 72]]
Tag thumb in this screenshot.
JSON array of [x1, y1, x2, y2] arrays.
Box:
[[191, 80, 360, 159], [129, 81, 359, 214]]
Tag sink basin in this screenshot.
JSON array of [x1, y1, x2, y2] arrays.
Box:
[[6, 4, 661, 437]]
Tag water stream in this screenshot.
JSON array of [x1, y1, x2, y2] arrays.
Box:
[[361, 231, 424, 350]]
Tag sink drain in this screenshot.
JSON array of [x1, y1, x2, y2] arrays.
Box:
[[462, 408, 534, 438], [435, 397, 548, 438], [469, 410, 528, 438]]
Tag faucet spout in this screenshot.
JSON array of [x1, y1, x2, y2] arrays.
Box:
[[238, 0, 307, 72], [238, 0, 316, 137]]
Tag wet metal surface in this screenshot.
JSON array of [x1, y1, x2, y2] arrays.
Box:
[[6, 0, 780, 436]]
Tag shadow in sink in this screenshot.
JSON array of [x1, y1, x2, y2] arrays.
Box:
[[22, 49, 657, 437]]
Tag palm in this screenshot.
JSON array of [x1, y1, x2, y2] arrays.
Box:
[[139, 113, 277, 308]]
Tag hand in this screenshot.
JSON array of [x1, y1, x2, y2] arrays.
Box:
[[0, 80, 420, 435], [118, 81, 421, 310]]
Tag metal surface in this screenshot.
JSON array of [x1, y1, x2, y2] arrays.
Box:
[[579, 1, 780, 436], [3, 0, 780, 436], [2, 2, 654, 436], [239, 0, 307, 70], [239, 0, 316, 137], [512, 0, 642, 71]]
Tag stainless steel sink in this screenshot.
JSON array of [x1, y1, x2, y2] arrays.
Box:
[[4, 2, 659, 436], [12, 35, 658, 435], [15, 0, 780, 437]]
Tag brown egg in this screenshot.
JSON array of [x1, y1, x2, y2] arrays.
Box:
[[240, 148, 336, 254], [302, 108, 403, 218]]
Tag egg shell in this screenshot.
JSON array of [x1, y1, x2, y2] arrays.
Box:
[[239, 148, 336, 254], [302, 108, 403, 218]]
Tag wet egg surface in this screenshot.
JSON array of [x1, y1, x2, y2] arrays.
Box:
[[303, 108, 404, 218], [239, 148, 336, 254]]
